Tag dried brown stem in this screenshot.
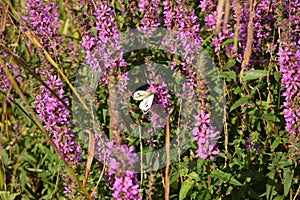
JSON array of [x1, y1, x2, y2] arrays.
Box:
[[239, 0, 256, 83]]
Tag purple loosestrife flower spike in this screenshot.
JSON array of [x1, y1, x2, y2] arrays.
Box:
[[24, 0, 61, 55], [25, 0, 82, 164], [138, 0, 161, 36], [94, 138, 142, 200], [34, 75, 82, 163], [277, 0, 300, 136], [0, 63, 11, 91], [81, 1, 127, 84], [80, 2, 141, 199], [193, 114, 220, 160], [163, 0, 202, 61]]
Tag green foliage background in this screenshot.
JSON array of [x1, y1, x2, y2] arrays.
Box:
[[0, 0, 300, 199]]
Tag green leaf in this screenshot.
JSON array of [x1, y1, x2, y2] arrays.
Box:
[[242, 70, 268, 81], [273, 195, 285, 200], [103, 108, 108, 123], [211, 169, 243, 186], [62, 18, 69, 35], [233, 86, 242, 95], [201, 34, 214, 46], [197, 159, 204, 173], [223, 60, 236, 70], [189, 172, 200, 181], [179, 180, 194, 200], [115, 0, 123, 11], [220, 71, 236, 80], [224, 38, 234, 44], [170, 171, 180, 184], [0, 149, 9, 165], [20, 153, 37, 163], [277, 159, 293, 168], [0, 192, 9, 200], [272, 138, 281, 150], [90, 27, 98, 36], [0, 192, 19, 200], [0, 168, 3, 190], [226, 185, 234, 195], [274, 72, 282, 82], [229, 96, 250, 112], [197, 188, 211, 200], [283, 168, 292, 197], [20, 169, 26, 191], [264, 113, 280, 122], [266, 171, 276, 200]]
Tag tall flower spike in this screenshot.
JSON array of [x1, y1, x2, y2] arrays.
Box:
[[81, 1, 127, 84], [24, 0, 61, 55], [79, 2, 141, 199], [163, 0, 202, 61], [138, 0, 161, 36], [193, 115, 220, 160], [146, 62, 171, 112], [94, 138, 142, 200], [278, 0, 300, 136], [34, 75, 82, 163], [25, 0, 82, 164], [0, 63, 11, 92]]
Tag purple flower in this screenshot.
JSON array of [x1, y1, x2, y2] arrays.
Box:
[[120, 144, 139, 164], [138, 0, 161, 36], [199, 0, 209, 11], [94, 135, 142, 200], [81, 1, 127, 84], [0, 63, 11, 91], [112, 171, 141, 200], [194, 111, 210, 127], [150, 106, 167, 128], [278, 46, 300, 136], [162, 0, 202, 62], [24, 0, 61, 54], [34, 73, 82, 196], [147, 82, 171, 111], [80, 5, 139, 195], [0, 56, 24, 97], [144, 62, 171, 112], [195, 140, 219, 160], [25, 0, 83, 167], [63, 184, 71, 197], [205, 12, 217, 29], [246, 137, 261, 155], [147, 138, 158, 147], [192, 127, 205, 141], [193, 115, 220, 160], [246, 137, 254, 151], [34, 75, 82, 163], [202, 0, 276, 62]]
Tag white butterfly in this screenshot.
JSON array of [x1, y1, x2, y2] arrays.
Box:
[[133, 90, 155, 114]]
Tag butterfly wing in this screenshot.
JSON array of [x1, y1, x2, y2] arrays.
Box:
[[139, 94, 154, 114], [133, 90, 153, 100]]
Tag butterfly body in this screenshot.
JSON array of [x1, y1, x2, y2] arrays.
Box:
[[133, 90, 155, 114]]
